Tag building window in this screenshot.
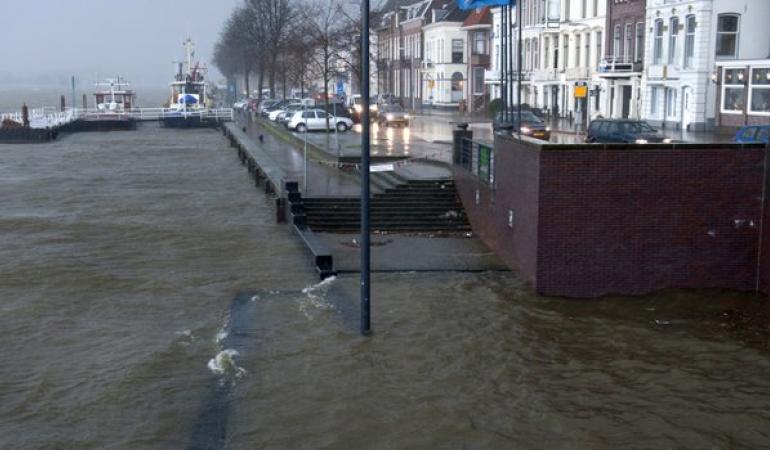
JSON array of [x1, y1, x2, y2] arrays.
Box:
[[635, 22, 644, 62], [581, 0, 586, 19], [533, 38, 539, 69], [668, 16, 679, 65], [474, 67, 485, 95], [749, 67, 770, 114], [666, 88, 677, 117], [595, 31, 602, 69], [653, 19, 664, 64], [684, 15, 696, 68], [716, 14, 740, 59], [651, 86, 659, 117], [625, 24, 632, 62], [563, 35, 569, 69], [575, 34, 581, 67], [473, 31, 488, 55], [722, 68, 746, 113], [452, 39, 464, 63], [584, 33, 591, 69], [545, 37, 550, 68], [614, 25, 622, 58]]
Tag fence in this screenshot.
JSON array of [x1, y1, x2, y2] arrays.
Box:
[[456, 137, 494, 185], [1, 107, 234, 129]]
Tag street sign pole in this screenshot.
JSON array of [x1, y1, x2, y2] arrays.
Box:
[[360, 0, 371, 336]]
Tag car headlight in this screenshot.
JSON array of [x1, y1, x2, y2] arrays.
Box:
[[635, 139, 648, 144], [662, 138, 672, 144], [545, 126, 551, 132], [520, 126, 531, 134], [386, 114, 394, 120], [404, 114, 411, 119], [371, 105, 378, 112], [354, 105, 362, 113]]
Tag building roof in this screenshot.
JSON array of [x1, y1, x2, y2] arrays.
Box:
[[461, 6, 491, 28]]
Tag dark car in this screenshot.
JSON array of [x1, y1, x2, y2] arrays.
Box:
[[734, 125, 770, 144], [378, 104, 409, 127], [586, 119, 672, 144], [493, 110, 551, 141]]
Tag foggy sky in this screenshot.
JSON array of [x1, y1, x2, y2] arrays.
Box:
[[0, 0, 242, 88]]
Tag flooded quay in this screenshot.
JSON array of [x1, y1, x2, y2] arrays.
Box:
[[1, 124, 770, 449]]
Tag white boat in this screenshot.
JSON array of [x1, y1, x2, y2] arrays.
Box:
[[94, 77, 136, 113], [168, 38, 212, 111]]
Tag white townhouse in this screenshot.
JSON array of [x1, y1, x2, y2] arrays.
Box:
[[488, 0, 606, 120], [422, 5, 471, 108], [642, 0, 770, 131]]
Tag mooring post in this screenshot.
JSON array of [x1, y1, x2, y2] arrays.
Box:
[[276, 198, 286, 223], [21, 103, 29, 128]]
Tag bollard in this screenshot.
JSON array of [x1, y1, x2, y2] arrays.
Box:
[[275, 198, 286, 223]]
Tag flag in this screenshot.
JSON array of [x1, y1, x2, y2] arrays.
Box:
[[456, 0, 514, 10]]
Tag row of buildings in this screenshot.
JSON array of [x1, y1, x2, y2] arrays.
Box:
[[374, 0, 770, 130]]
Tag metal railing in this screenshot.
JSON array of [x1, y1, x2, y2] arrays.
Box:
[[456, 137, 494, 185], [598, 57, 635, 73], [1, 107, 233, 129]]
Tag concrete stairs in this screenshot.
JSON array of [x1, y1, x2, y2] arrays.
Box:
[[302, 178, 471, 233]]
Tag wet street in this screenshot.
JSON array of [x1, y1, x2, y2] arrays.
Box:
[[2, 124, 770, 449]]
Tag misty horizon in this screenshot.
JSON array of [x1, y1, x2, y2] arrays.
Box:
[[0, 0, 242, 88]]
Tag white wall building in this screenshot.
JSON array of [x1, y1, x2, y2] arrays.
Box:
[[642, 0, 770, 131], [488, 0, 606, 121], [422, 8, 469, 107]]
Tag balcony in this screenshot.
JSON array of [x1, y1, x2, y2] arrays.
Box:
[[598, 57, 642, 76]]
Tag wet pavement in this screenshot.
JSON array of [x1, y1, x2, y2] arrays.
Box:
[[317, 233, 508, 273]]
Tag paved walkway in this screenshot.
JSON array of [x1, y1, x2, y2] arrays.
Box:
[[318, 233, 508, 272]]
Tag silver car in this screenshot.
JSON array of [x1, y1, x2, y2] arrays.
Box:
[[378, 104, 410, 127]]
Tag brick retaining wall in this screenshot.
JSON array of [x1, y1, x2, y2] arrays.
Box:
[[454, 134, 770, 297]]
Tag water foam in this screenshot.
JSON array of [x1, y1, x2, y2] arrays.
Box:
[[298, 276, 337, 320], [207, 349, 246, 378]]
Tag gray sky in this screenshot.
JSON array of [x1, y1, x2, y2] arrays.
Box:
[[0, 0, 242, 88]]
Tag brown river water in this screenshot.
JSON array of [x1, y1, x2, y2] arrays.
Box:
[[1, 124, 769, 449]]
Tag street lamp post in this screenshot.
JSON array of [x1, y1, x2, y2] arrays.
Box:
[[360, 0, 371, 336]]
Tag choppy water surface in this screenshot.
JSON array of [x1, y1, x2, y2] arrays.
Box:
[[1, 124, 769, 449]]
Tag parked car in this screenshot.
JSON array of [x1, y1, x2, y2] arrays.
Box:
[[258, 99, 280, 114], [734, 125, 770, 144], [586, 119, 671, 144], [347, 95, 378, 122], [277, 104, 305, 125], [263, 99, 301, 119], [287, 109, 354, 133], [493, 110, 551, 141], [378, 104, 410, 127], [267, 100, 302, 121]]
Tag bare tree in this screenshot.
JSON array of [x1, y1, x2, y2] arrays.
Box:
[[246, 0, 295, 98], [303, 0, 347, 130]]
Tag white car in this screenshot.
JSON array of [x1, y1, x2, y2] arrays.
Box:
[[267, 102, 301, 121], [287, 109, 354, 133]]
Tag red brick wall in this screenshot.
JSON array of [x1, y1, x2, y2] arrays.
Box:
[[537, 146, 766, 297], [453, 134, 541, 285], [454, 136, 770, 298]]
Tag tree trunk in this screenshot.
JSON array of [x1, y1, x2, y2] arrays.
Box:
[[244, 68, 250, 99], [257, 67, 265, 101]]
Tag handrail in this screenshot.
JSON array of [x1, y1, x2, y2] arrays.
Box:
[[456, 137, 494, 185]]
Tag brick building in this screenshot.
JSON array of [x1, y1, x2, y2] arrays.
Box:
[[597, 0, 646, 119]]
